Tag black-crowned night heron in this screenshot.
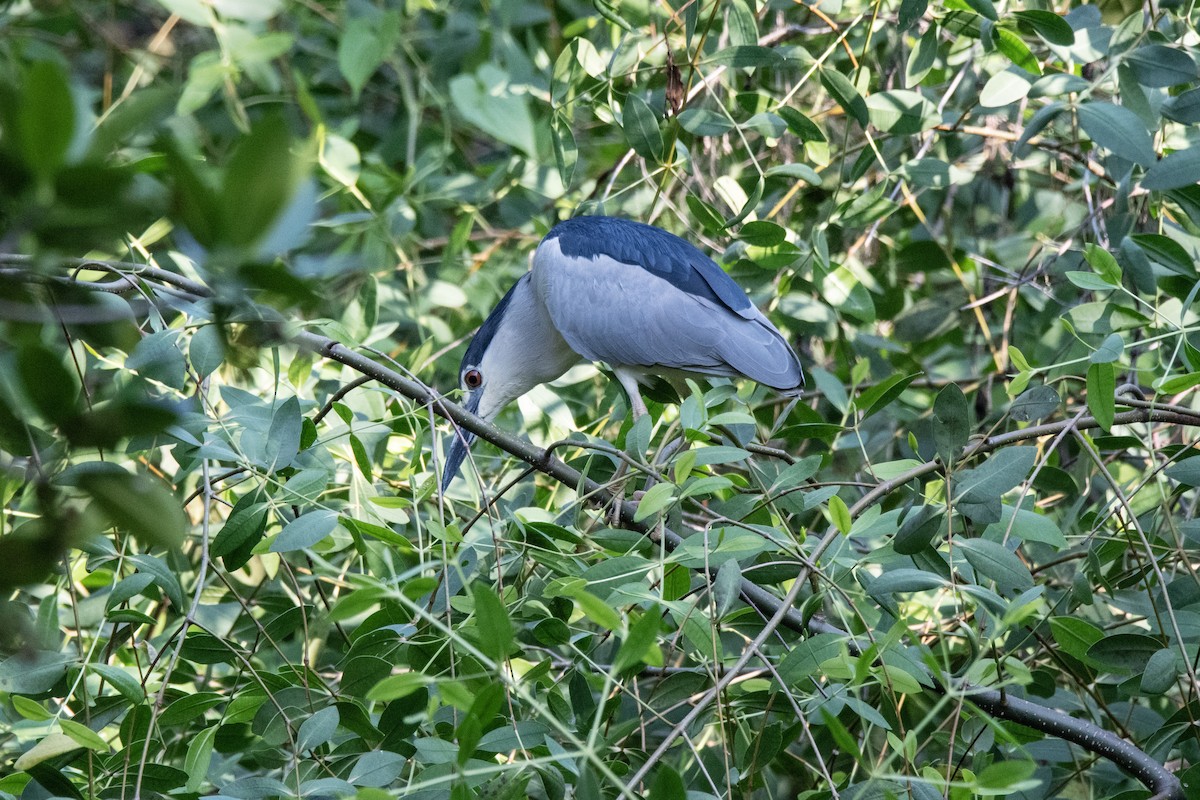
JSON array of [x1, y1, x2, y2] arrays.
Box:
[[440, 215, 804, 491]]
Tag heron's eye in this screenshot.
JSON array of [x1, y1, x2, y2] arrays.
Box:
[[463, 369, 483, 389]]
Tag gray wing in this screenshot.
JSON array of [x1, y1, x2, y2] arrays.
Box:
[[534, 249, 803, 392]]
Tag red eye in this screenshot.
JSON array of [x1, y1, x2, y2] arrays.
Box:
[[464, 369, 483, 389]]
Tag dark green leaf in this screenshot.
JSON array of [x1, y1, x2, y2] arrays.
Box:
[[894, 505, 945, 555], [222, 114, 307, 247], [1143, 147, 1200, 191], [898, 0, 928, 31], [820, 69, 869, 127], [1010, 385, 1060, 422], [1086, 633, 1163, 673], [776, 107, 826, 142], [471, 583, 513, 661], [1129, 233, 1195, 276], [957, 538, 1033, 593], [677, 108, 734, 136], [709, 46, 785, 68], [906, 27, 939, 85], [17, 61, 76, 176], [79, 468, 186, 548], [613, 605, 662, 673], [932, 383, 970, 463], [1140, 648, 1178, 695], [1076, 102, 1155, 167], [1125, 45, 1198, 88], [623, 93, 664, 162], [1087, 361, 1115, 431], [712, 560, 742, 618], [269, 509, 337, 552], [1012, 10, 1075, 45], [1163, 87, 1200, 124], [857, 372, 921, 420]]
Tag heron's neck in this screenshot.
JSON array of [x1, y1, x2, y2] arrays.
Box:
[[476, 275, 581, 420]]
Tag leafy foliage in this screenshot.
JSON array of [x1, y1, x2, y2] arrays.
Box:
[[0, 1, 1199, 799]]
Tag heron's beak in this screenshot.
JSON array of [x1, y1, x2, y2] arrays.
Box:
[[440, 391, 481, 493]]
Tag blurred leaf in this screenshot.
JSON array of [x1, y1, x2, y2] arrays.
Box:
[[17, 61, 76, 177], [448, 64, 538, 156], [1129, 233, 1195, 276], [79, 467, 186, 548], [866, 90, 940, 133], [338, 13, 400, 99], [222, 114, 308, 248]]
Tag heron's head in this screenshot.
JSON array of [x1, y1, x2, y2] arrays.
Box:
[[440, 276, 547, 492]]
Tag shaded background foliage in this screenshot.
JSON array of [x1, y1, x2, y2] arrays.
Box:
[[1, 0, 1200, 798]]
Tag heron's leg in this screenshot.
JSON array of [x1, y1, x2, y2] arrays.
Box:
[[608, 367, 648, 523], [613, 367, 649, 420]]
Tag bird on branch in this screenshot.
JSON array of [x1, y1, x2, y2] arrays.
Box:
[[441, 215, 804, 491]]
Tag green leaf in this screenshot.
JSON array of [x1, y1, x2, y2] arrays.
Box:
[[1050, 616, 1103, 663], [89, 664, 146, 704], [980, 69, 1033, 108], [348, 751, 407, 787], [184, 726, 217, 793], [367, 672, 432, 701], [1143, 147, 1200, 191], [221, 114, 307, 247], [776, 107, 826, 142], [1010, 385, 1060, 423], [613, 605, 662, 673], [1165, 457, 1200, 486], [932, 383, 970, 463], [471, 583, 513, 661], [1124, 44, 1198, 88], [955, 446, 1036, 523], [623, 93, 664, 162], [338, 13, 399, 99], [634, 482, 677, 522], [1066, 270, 1117, 291], [448, 64, 537, 157], [869, 568, 945, 596], [189, 325, 224, 378], [1128, 233, 1195, 276], [976, 760, 1036, 791], [962, 0, 997, 20], [829, 495, 851, 534], [857, 372, 921, 420], [898, 0, 928, 30], [1012, 10, 1075, 45], [894, 505, 945, 555], [1163, 87, 1200, 124], [1084, 243, 1122, 285], [820, 68, 869, 127], [677, 108, 734, 137], [17, 61, 76, 176], [59, 719, 110, 753], [708, 46, 785, 68], [1076, 102, 1155, 167], [648, 764, 687, 800], [1087, 361, 1115, 431], [711, 560, 742, 619], [296, 706, 339, 752], [994, 29, 1040, 75], [1140, 648, 1178, 695], [865, 90, 940, 133], [984, 504, 1066, 548], [1090, 332, 1123, 364], [270, 509, 337, 553], [1158, 372, 1200, 394], [79, 468, 187, 549], [906, 26, 939, 84], [1086, 633, 1163, 673], [957, 538, 1033, 593]]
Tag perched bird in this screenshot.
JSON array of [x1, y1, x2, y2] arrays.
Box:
[[440, 215, 804, 491]]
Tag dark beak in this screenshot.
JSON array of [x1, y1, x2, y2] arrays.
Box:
[[440, 392, 480, 493]]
